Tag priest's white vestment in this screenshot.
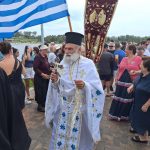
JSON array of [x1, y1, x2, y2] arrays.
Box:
[[45, 56, 105, 150]]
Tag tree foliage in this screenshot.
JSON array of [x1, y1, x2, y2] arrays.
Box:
[[106, 35, 150, 43], [13, 31, 150, 44], [44, 35, 65, 43]]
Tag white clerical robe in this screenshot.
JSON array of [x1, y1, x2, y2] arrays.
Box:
[[45, 56, 105, 150]]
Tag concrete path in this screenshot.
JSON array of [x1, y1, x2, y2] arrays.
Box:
[[23, 94, 150, 150]]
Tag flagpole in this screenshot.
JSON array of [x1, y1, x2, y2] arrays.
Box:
[[67, 16, 73, 32], [41, 24, 44, 45]]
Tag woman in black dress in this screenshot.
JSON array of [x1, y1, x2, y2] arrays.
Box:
[[12, 47, 26, 109], [33, 45, 51, 112], [128, 59, 150, 143], [9, 57, 26, 110], [0, 68, 15, 149], [109, 45, 142, 121], [0, 42, 31, 149]]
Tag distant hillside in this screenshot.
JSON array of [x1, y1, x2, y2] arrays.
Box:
[[8, 31, 150, 44]]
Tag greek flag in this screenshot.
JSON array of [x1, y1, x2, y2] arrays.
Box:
[[0, 0, 69, 38]]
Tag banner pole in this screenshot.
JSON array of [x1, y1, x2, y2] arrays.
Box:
[[67, 16, 73, 32], [41, 24, 44, 45]]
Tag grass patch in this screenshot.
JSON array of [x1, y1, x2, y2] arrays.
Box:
[[23, 79, 34, 88]]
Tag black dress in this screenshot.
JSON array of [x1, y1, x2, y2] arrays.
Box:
[[0, 68, 12, 150], [33, 54, 50, 108], [0, 68, 31, 150], [8, 58, 25, 109], [130, 74, 150, 135], [109, 69, 134, 120]]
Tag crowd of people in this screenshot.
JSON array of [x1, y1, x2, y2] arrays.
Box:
[[0, 34, 150, 149], [98, 39, 150, 143]]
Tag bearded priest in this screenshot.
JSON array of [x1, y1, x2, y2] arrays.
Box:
[[45, 32, 105, 150]]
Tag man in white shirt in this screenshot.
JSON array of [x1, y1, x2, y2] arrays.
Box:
[[144, 44, 150, 56]]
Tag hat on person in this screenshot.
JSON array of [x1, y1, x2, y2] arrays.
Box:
[[40, 45, 48, 50], [104, 43, 108, 49], [65, 32, 84, 46], [56, 44, 62, 50], [50, 42, 55, 45]]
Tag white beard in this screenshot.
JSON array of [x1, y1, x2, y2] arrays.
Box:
[[63, 53, 80, 64]]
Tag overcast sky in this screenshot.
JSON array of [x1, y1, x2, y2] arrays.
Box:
[[22, 0, 150, 37]]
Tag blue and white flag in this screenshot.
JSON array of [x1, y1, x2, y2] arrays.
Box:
[[0, 0, 69, 38]]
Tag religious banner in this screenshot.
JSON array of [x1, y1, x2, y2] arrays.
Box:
[[84, 0, 118, 62]]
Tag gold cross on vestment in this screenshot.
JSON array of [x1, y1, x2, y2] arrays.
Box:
[[79, 69, 86, 78]]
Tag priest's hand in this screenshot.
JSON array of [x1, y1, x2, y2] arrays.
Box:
[[74, 80, 85, 89], [50, 69, 58, 83]]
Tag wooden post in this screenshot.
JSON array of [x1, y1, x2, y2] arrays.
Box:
[[67, 16, 73, 32]]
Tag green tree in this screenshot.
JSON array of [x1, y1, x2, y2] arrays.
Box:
[[14, 31, 23, 37], [32, 31, 37, 37], [23, 31, 32, 38]]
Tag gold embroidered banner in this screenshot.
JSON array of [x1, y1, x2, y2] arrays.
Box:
[[84, 0, 118, 62]]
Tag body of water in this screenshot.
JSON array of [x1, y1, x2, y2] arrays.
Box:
[[11, 43, 61, 60], [11, 43, 40, 60]]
